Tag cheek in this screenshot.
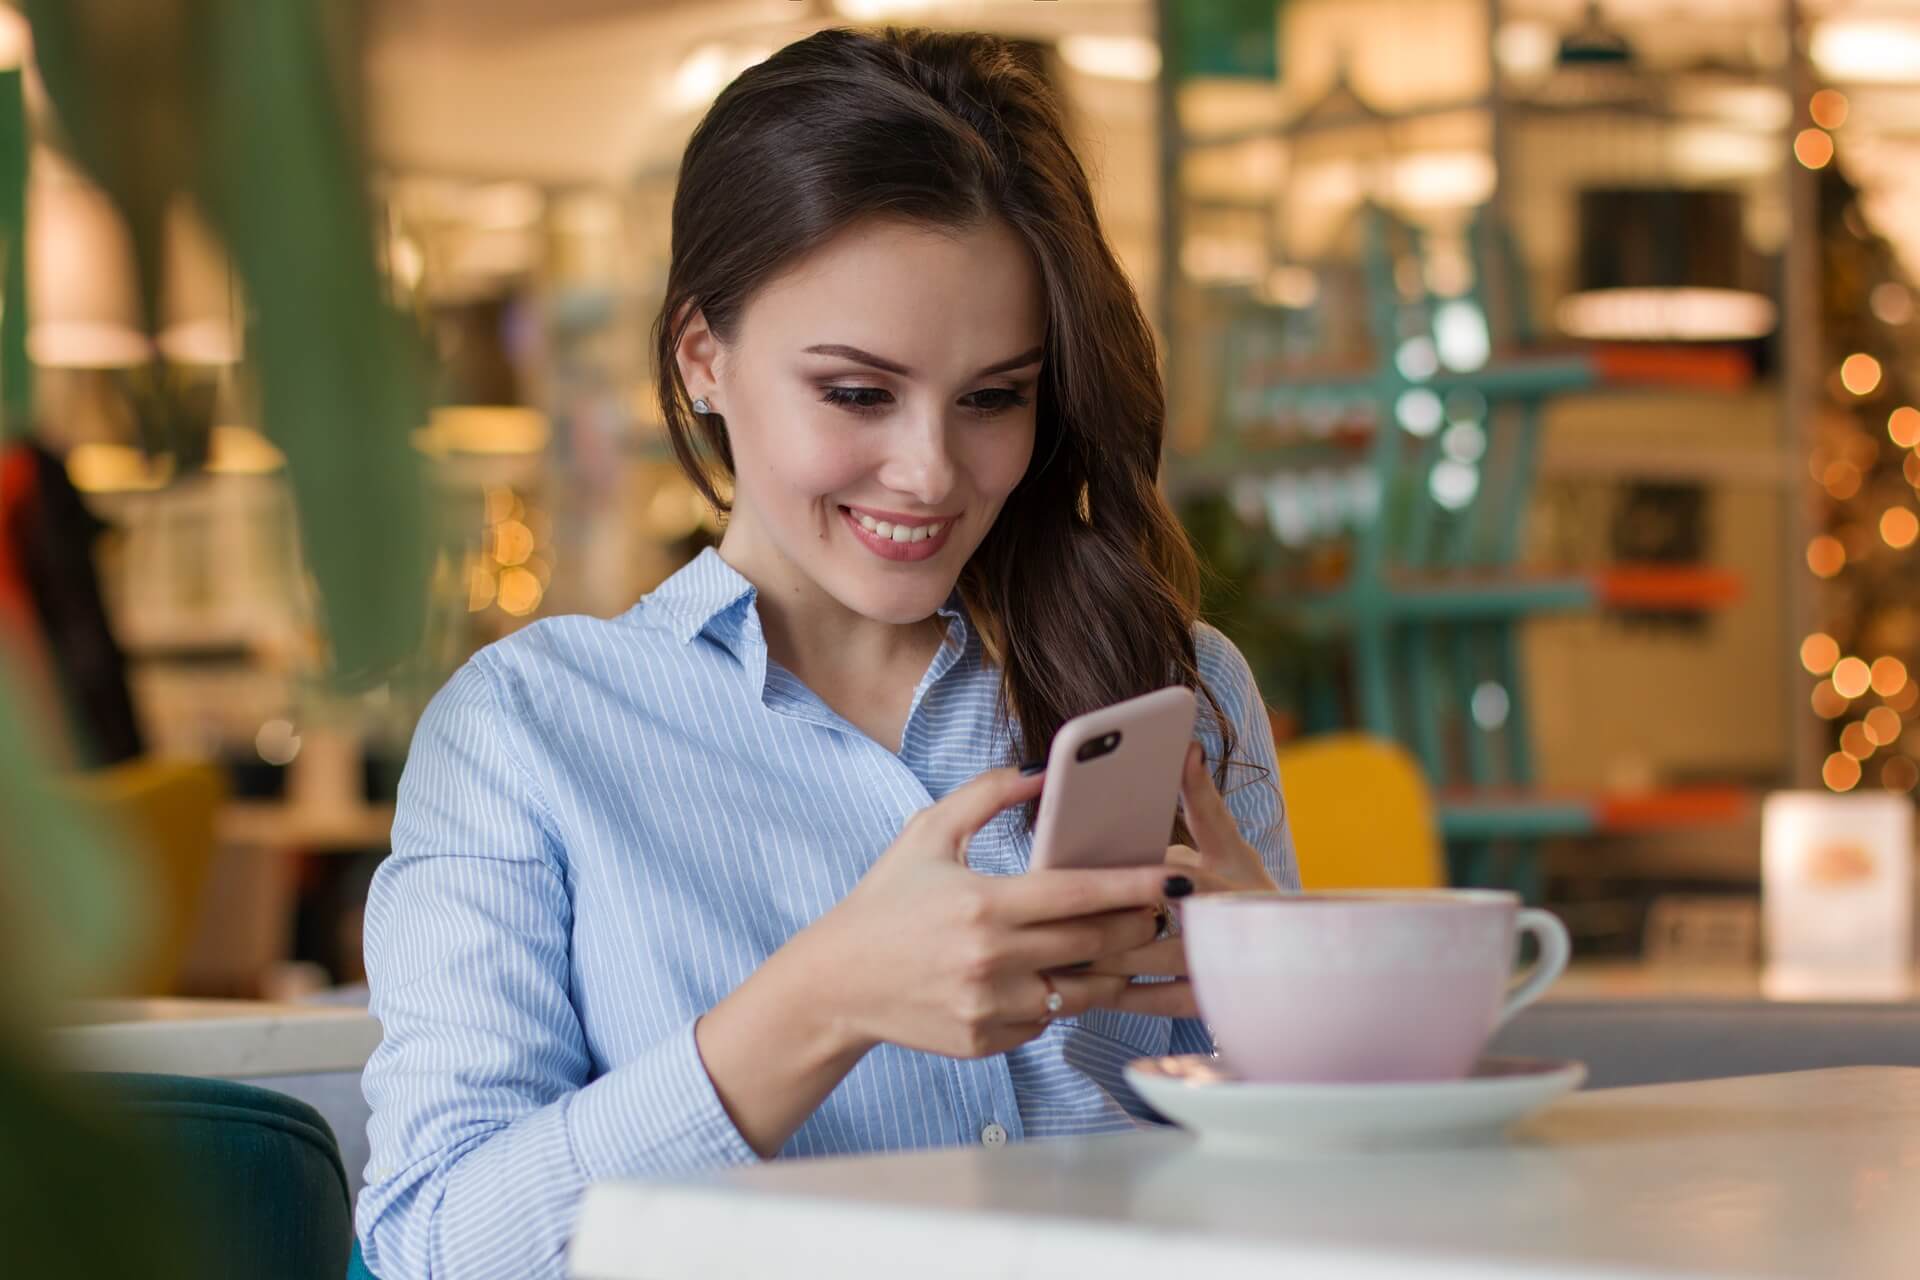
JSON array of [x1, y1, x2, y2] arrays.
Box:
[[736, 413, 873, 504], [963, 423, 1038, 501]]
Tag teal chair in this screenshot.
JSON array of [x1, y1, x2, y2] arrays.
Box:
[[347, 1238, 378, 1279], [92, 1073, 354, 1280]]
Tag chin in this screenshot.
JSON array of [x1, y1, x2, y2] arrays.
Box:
[[833, 572, 961, 626]]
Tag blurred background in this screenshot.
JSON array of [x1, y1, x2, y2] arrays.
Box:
[[9, 0, 1920, 1000]]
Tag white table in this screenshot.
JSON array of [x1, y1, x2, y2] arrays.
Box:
[[571, 1067, 1920, 1280]]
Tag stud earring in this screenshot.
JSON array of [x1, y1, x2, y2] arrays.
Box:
[[692, 397, 712, 415]]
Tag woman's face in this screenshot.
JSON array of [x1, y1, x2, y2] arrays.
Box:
[[681, 216, 1044, 626]]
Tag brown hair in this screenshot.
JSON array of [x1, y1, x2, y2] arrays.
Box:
[[653, 27, 1239, 799]]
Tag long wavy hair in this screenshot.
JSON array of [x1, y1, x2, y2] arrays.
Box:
[[653, 27, 1240, 803]]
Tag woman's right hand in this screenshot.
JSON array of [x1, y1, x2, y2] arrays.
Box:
[[807, 765, 1177, 1060]]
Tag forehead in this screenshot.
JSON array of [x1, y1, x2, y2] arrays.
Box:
[[737, 217, 1046, 370]]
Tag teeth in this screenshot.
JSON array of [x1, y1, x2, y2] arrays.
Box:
[[848, 510, 949, 541]]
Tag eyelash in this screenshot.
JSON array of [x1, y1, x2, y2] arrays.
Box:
[[820, 386, 1032, 419]]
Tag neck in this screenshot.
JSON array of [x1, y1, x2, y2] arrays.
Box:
[[717, 521, 947, 688]]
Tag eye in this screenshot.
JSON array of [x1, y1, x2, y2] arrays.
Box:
[[962, 387, 1032, 418], [821, 386, 892, 415]]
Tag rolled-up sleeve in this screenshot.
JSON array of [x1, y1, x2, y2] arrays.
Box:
[[1168, 625, 1300, 1057], [356, 657, 757, 1280]]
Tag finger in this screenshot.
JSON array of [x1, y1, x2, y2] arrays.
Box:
[[1164, 842, 1204, 869], [1097, 978, 1200, 1020], [1179, 742, 1242, 860], [1160, 863, 1240, 896], [1076, 937, 1188, 978], [910, 767, 1046, 857], [1025, 972, 1130, 1021], [999, 909, 1161, 971], [998, 865, 1186, 925]]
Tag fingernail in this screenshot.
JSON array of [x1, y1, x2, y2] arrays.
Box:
[[1019, 761, 1046, 776], [1164, 875, 1195, 898]]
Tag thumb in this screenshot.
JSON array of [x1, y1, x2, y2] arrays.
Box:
[[908, 765, 1046, 860], [1179, 742, 1242, 861]]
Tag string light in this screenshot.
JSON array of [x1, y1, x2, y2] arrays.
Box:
[[1883, 508, 1920, 548], [1824, 460, 1863, 499], [1795, 128, 1835, 169], [1801, 632, 1841, 674], [1871, 656, 1910, 696], [1889, 681, 1920, 713], [1842, 353, 1884, 395], [1841, 721, 1876, 759], [1811, 88, 1850, 129], [1866, 706, 1904, 746], [1824, 752, 1863, 791], [1891, 407, 1920, 447], [1813, 680, 1850, 719], [1884, 757, 1920, 792], [1808, 535, 1847, 578], [1834, 657, 1873, 699]]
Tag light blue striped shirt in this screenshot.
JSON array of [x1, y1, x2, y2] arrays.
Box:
[[356, 547, 1297, 1278]]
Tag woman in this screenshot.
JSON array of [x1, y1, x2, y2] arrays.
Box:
[[358, 27, 1296, 1279]]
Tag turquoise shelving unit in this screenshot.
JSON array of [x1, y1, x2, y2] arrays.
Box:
[[1183, 203, 1748, 897]]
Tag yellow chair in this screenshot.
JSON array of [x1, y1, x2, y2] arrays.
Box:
[[62, 759, 226, 995], [1275, 734, 1445, 890]]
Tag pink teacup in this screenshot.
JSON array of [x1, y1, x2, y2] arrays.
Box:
[[1181, 890, 1571, 1083]]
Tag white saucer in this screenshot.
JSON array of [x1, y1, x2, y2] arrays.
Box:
[[1125, 1054, 1586, 1154]]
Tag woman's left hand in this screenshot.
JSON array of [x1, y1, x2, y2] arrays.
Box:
[[1073, 743, 1280, 1007]]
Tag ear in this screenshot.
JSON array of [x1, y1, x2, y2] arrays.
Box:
[[674, 304, 724, 411]]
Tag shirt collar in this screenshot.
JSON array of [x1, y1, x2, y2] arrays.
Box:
[[642, 545, 974, 661], [643, 546, 759, 651]]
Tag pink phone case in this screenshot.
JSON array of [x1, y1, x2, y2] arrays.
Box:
[[1028, 685, 1198, 871]]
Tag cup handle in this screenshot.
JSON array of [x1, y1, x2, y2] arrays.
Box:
[[1495, 908, 1571, 1029]]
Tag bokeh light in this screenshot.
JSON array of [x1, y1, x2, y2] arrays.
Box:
[[1811, 88, 1850, 129], [1801, 632, 1841, 674], [1866, 706, 1904, 746], [1834, 656, 1873, 699], [1812, 680, 1850, 719], [1808, 535, 1846, 578], [1842, 352, 1883, 395], [1872, 656, 1910, 696], [1891, 407, 1920, 447], [1795, 128, 1835, 169], [1883, 507, 1919, 549], [1824, 751, 1863, 791], [1884, 757, 1920, 793], [1841, 721, 1876, 759]]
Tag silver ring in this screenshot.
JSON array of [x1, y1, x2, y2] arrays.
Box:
[[1154, 903, 1181, 941], [1041, 975, 1064, 1020]]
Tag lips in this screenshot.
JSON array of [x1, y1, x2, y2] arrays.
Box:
[[839, 505, 957, 563]]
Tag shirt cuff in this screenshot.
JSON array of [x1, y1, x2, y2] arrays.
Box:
[[566, 1018, 763, 1180]]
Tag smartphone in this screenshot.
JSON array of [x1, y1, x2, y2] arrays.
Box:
[[1028, 685, 1198, 871]]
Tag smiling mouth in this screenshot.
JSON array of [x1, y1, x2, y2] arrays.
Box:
[[838, 505, 959, 562], [843, 508, 950, 544]]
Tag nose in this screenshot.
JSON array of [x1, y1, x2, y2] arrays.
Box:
[[876, 409, 957, 507]]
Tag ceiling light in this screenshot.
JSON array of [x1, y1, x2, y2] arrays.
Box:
[[1058, 35, 1160, 83], [1812, 20, 1920, 83], [1556, 287, 1776, 342]]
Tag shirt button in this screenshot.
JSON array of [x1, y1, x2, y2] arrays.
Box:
[[980, 1122, 1008, 1148]]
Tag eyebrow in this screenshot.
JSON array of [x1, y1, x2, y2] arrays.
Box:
[[803, 344, 1044, 379]]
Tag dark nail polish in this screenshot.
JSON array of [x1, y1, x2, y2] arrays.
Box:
[[1019, 761, 1046, 776], [1164, 875, 1195, 899]]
